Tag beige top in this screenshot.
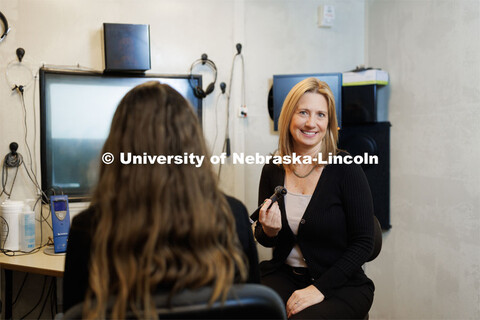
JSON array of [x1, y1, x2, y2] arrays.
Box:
[[285, 191, 311, 268]]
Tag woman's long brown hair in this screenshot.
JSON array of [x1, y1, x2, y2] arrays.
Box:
[[83, 82, 246, 319]]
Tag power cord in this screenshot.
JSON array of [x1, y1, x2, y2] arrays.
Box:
[[212, 82, 227, 155], [3, 47, 44, 197], [12, 273, 29, 306], [212, 83, 228, 179], [31, 69, 39, 175], [1, 157, 21, 198], [17, 86, 42, 190], [223, 43, 246, 159], [0, 52, 59, 319], [37, 277, 56, 319], [4, 142, 21, 168], [3, 72, 54, 246], [19, 276, 47, 319], [17, 72, 55, 248], [0, 147, 52, 255]]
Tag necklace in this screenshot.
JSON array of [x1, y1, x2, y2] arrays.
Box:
[[292, 166, 317, 179]]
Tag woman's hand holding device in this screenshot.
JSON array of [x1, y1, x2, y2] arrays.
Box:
[[259, 199, 282, 237]]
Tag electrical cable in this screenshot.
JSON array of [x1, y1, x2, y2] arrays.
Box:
[[32, 195, 41, 212], [18, 161, 52, 248], [224, 55, 235, 157], [21, 158, 48, 201], [5, 51, 45, 196], [3, 49, 44, 203], [211, 93, 223, 155], [0, 64, 53, 258], [239, 54, 246, 113], [2, 48, 41, 199], [18, 89, 42, 192], [6, 49, 33, 94], [39, 199, 52, 231], [41, 63, 96, 72], [1, 157, 21, 198], [18, 75, 54, 249], [223, 43, 246, 159], [3, 149, 49, 208], [2, 67, 45, 201], [0, 196, 49, 257], [12, 273, 29, 306], [3, 149, 21, 168], [212, 90, 229, 179], [33, 194, 53, 248], [31, 70, 39, 175], [217, 44, 245, 178], [0, 154, 49, 256], [0, 240, 46, 256], [218, 139, 226, 178], [39, 204, 45, 246], [9, 89, 50, 218], [51, 276, 58, 318], [6, 62, 33, 92], [37, 277, 55, 319], [19, 276, 47, 320]]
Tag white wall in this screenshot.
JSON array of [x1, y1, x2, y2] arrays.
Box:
[[2, 0, 479, 319], [243, 0, 365, 218], [365, 0, 480, 319], [0, 0, 366, 208], [0, 0, 366, 316]]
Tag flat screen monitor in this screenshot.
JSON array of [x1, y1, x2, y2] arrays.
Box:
[[40, 68, 202, 201], [272, 73, 342, 131]]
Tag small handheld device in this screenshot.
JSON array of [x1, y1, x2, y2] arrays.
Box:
[[249, 186, 287, 224], [49, 195, 70, 253]]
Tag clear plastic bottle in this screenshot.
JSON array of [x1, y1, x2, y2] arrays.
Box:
[[1, 200, 23, 251], [21, 205, 35, 251]]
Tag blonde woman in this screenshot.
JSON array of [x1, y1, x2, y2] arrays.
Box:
[[256, 78, 375, 319], [63, 82, 258, 318]]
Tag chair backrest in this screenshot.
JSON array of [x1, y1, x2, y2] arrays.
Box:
[[155, 284, 286, 319], [63, 284, 287, 320], [367, 215, 383, 262]]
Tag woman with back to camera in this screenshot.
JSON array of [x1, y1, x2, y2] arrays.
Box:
[[63, 81, 260, 318], [256, 77, 375, 319]]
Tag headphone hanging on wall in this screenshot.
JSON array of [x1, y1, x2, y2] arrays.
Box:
[[6, 47, 34, 93], [0, 11, 11, 43], [189, 53, 217, 99]]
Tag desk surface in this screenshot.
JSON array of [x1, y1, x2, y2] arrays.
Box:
[[0, 249, 65, 277]]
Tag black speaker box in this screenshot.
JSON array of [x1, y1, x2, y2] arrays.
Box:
[[342, 84, 388, 124], [338, 122, 391, 229], [103, 23, 151, 72]]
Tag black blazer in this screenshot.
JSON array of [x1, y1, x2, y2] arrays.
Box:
[[255, 161, 374, 298]]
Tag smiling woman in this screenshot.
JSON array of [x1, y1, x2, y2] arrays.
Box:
[[278, 78, 339, 169], [288, 92, 329, 154], [255, 77, 376, 319]]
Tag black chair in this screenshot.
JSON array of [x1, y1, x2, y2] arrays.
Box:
[[363, 216, 382, 320], [63, 283, 287, 319], [367, 215, 383, 262]]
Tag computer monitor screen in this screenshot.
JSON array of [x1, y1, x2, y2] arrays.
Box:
[[40, 68, 202, 201], [272, 73, 342, 131]]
